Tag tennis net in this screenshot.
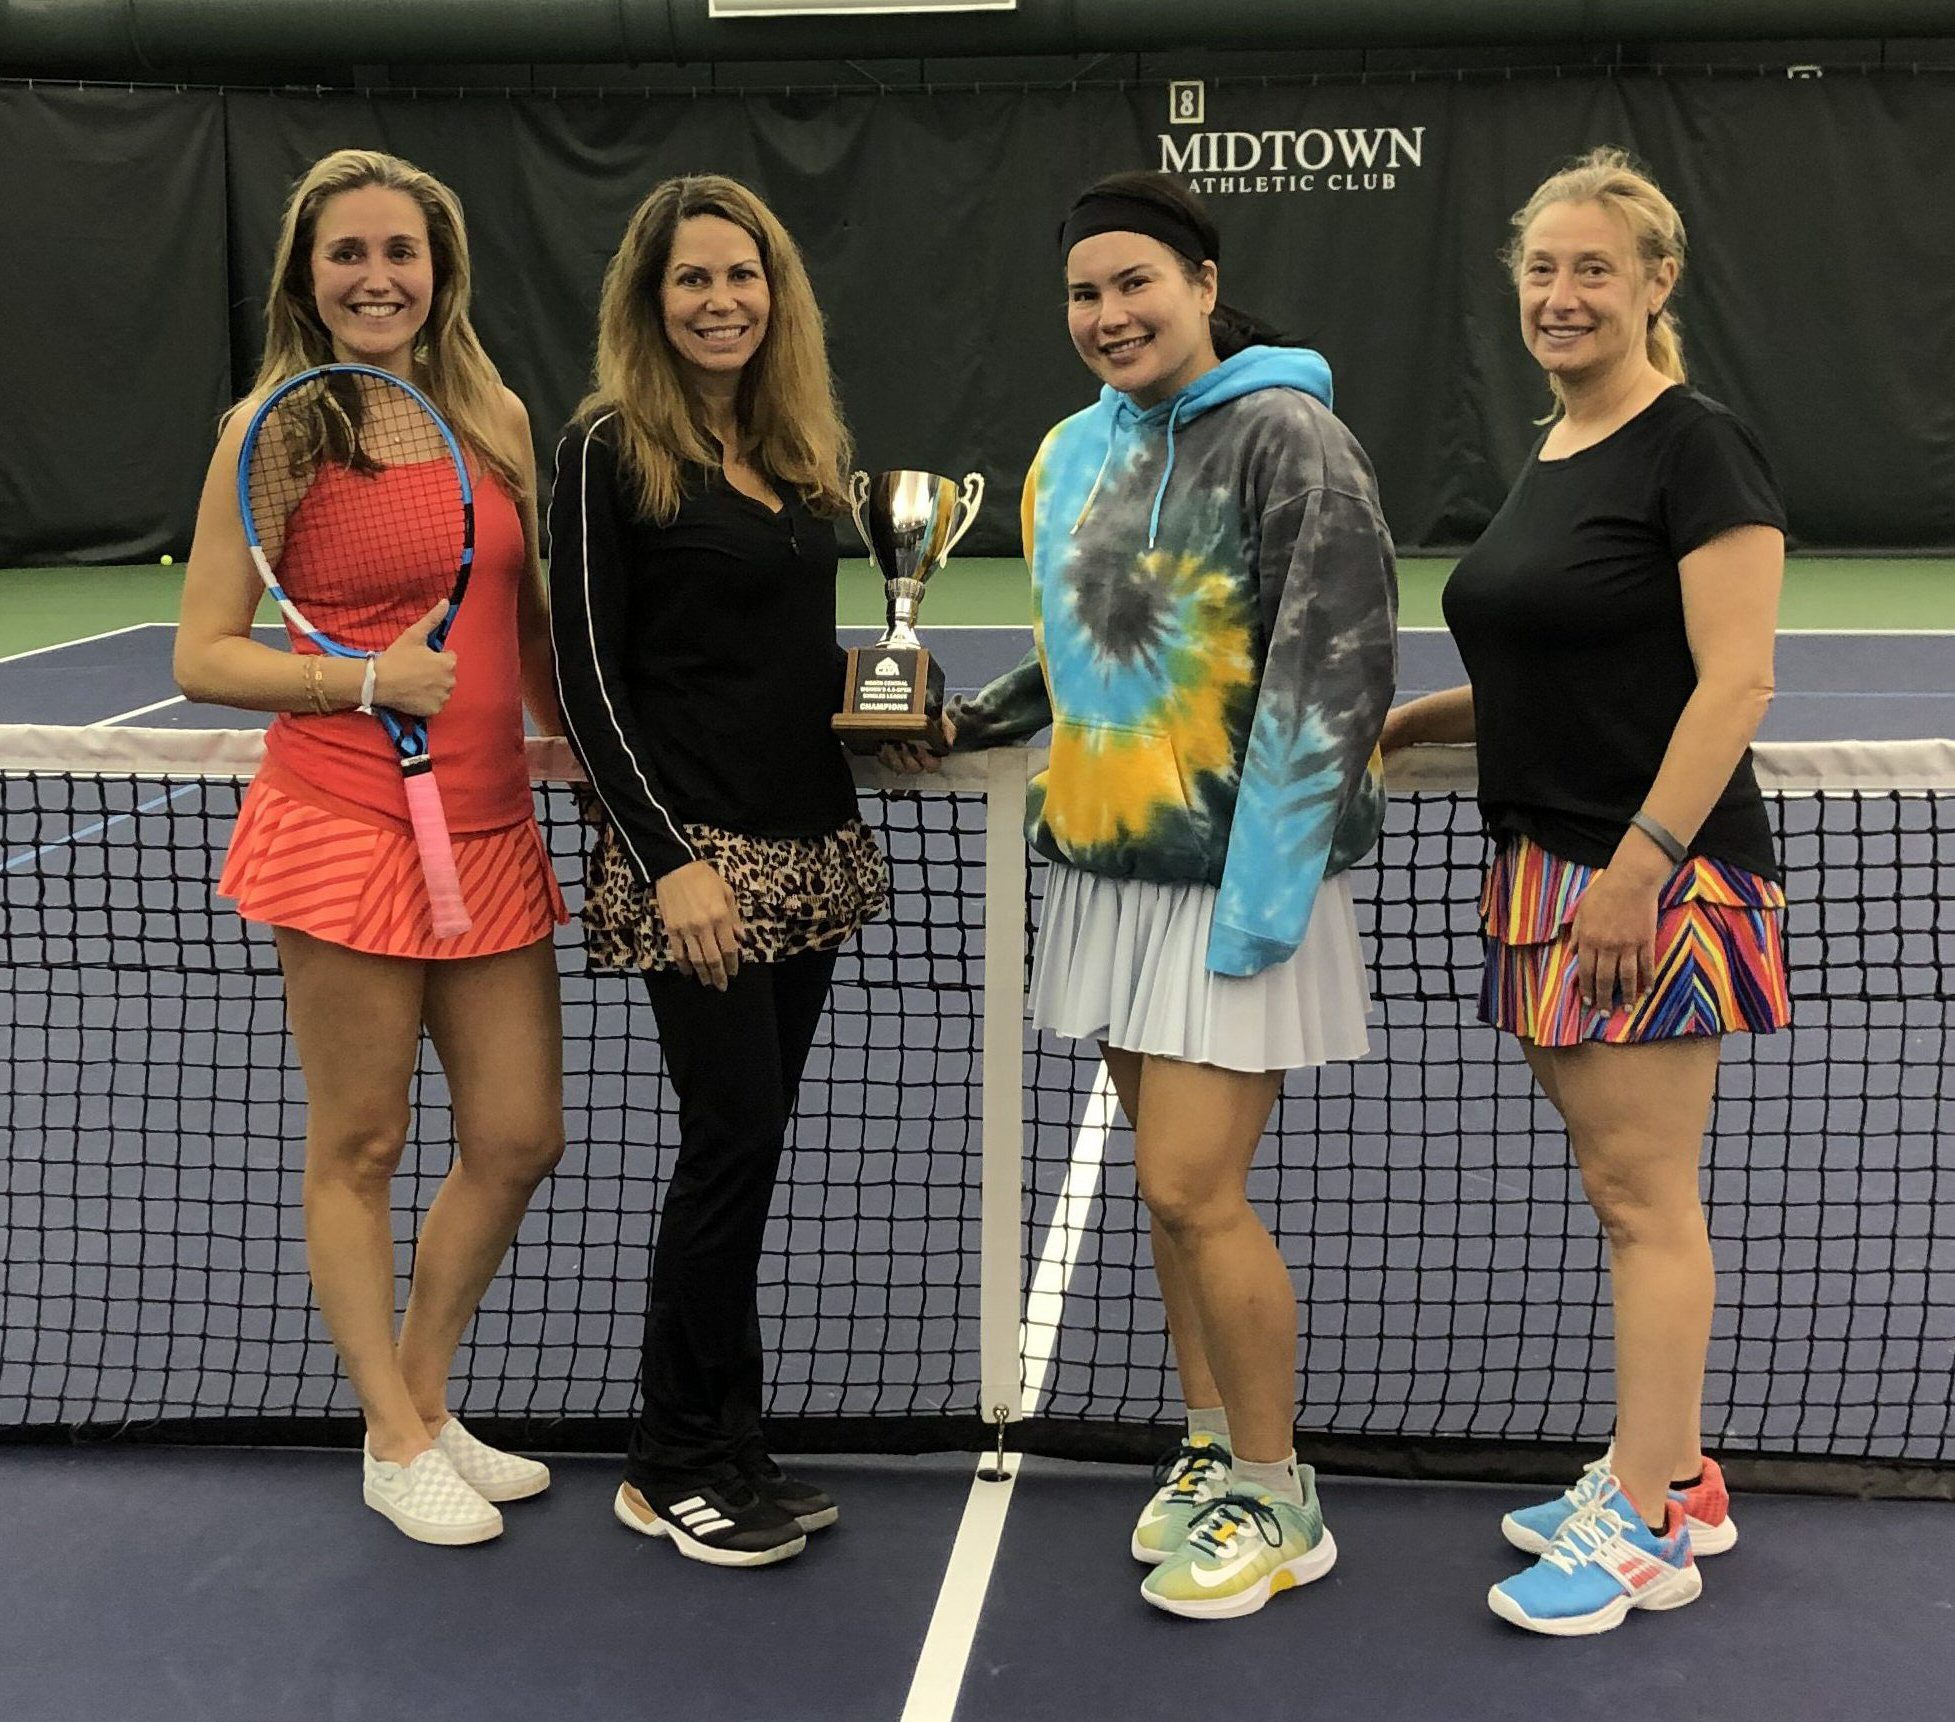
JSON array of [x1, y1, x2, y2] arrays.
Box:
[[2, 724, 1950, 1492]]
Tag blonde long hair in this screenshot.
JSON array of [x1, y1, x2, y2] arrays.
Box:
[[1504, 147, 1688, 415], [578, 174, 850, 523], [245, 149, 525, 495]]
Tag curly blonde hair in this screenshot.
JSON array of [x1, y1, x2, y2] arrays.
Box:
[[578, 174, 850, 523]]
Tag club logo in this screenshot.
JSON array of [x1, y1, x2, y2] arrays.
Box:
[[1168, 80, 1206, 126], [1159, 82, 1427, 196]]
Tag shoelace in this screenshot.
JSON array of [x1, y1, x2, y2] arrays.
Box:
[[1151, 1440, 1230, 1498], [692, 1461, 766, 1512], [1184, 1493, 1286, 1557], [1557, 1460, 1612, 1511], [1539, 1499, 1637, 1575]]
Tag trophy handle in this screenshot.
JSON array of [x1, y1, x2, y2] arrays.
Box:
[[848, 470, 872, 549], [945, 472, 986, 557]]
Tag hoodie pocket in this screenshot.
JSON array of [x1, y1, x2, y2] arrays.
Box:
[[1041, 717, 1194, 852]]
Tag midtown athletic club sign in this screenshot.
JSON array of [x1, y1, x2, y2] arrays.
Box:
[[1159, 81, 1427, 196]]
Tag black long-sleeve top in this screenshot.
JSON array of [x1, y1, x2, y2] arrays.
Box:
[[547, 414, 859, 885]]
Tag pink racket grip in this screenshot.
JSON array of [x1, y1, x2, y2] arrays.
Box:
[[402, 770, 472, 938]]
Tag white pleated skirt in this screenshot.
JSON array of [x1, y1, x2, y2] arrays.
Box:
[[1028, 863, 1373, 1074]]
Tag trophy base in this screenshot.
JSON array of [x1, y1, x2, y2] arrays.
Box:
[[833, 644, 946, 754]]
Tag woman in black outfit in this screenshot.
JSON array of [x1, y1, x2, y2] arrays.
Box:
[[1385, 149, 1787, 1635], [549, 174, 886, 1568]]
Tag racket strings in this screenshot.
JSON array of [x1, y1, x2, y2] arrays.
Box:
[[248, 374, 467, 653]]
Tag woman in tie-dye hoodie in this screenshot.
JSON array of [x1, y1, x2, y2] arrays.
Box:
[[900, 172, 1396, 1619]]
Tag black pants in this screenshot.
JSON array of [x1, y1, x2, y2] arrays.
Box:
[[625, 946, 838, 1490]]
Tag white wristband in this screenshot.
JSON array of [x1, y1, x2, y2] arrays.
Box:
[[358, 653, 379, 715]]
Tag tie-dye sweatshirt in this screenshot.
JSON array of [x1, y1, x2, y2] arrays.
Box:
[[949, 345, 1397, 978]]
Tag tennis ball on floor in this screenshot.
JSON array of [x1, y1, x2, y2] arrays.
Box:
[[160, 554, 174, 565]]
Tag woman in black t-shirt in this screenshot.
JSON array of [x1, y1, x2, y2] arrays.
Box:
[[1384, 149, 1788, 1637], [549, 175, 887, 1569]]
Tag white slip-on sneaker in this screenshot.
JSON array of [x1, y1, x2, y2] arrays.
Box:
[[362, 1441, 503, 1546], [433, 1417, 551, 1504]]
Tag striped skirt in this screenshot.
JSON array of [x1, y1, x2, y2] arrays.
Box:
[[218, 778, 567, 960], [1478, 834, 1791, 1046]]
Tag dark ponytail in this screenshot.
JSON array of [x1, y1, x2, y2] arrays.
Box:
[[1078, 169, 1305, 359]]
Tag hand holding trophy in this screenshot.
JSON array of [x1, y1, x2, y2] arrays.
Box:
[[832, 468, 984, 755]]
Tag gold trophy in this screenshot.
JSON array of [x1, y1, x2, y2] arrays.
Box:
[[832, 468, 984, 753]]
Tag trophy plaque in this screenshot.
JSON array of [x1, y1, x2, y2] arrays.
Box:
[[833, 468, 984, 753]]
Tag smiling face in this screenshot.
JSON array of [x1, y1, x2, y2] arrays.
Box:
[[1065, 232, 1218, 407], [1516, 198, 1676, 392], [309, 185, 435, 376], [661, 213, 771, 387]]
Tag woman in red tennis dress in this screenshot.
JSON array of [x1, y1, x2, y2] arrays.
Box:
[[174, 149, 566, 1546]]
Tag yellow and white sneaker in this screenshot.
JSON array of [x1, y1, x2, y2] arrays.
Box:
[[434, 1417, 551, 1504], [1140, 1480, 1337, 1621], [1132, 1435, 1233, 1565]]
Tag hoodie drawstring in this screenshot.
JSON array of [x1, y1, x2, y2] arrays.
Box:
[[1146, 397, 1185, 550], [1072, 344, 1329, 546], [1070, 414, 1119, 536]]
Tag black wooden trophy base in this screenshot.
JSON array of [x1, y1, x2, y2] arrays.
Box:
[[832, 643, 947, 754]]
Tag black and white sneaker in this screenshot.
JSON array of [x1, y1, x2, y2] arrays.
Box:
[[741, 1451, 839, 1533], [614, 1474, 807, 1568]]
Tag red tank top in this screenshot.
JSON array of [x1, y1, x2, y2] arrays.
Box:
[[261, 466, 532, 835]]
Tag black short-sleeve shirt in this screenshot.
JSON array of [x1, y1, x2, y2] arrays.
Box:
[[1442, 387, 1787, 880]]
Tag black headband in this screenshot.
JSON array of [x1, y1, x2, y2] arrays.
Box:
[[1058, 192, 1213, 268]]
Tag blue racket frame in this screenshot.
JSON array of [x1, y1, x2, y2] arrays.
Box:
[[235, 362, 477, 772]]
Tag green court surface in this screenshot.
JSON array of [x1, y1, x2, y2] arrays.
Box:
[[2, 557, 1953, 661]]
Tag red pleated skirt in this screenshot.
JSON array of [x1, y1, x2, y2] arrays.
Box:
[[217, 778, 567, 960]]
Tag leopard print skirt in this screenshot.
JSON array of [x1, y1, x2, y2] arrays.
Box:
[[580, 816, 890, 973]]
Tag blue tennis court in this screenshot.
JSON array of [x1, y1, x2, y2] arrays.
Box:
[[3, 619, 1954, 737], [3, 616, 1951, 1720]]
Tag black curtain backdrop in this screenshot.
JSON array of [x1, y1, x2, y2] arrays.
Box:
[[2, 89, 232, 564], [7, 73, 1954, 564]]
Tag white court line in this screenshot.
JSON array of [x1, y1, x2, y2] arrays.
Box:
[[898, 1461, 1021, 1722], [93, 695, 185, 726], [2, 783, 199, 872], [1019, 1062, 1119, 1413], [1396, 683, 1950, 702], [900, 1061, 1118, 1722], [0, 623, 156, 666]]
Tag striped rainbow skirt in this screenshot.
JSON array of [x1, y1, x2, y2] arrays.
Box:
[[218, 778, 567, 961], [1478, 834, 1791, 1046]]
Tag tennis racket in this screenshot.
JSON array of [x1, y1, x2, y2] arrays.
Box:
[[236, 363, 477, 937]]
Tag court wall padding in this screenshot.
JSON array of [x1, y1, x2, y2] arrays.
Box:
[[4, 71, 1953, 563]]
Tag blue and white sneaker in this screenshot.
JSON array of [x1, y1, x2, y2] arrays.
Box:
[[1502, 1448, 1738, 1556], [1489, 1479, 1701, 1637], [1499, 1453, 1616, 1554]]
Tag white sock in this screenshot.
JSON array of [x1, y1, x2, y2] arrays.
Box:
[[1186, 1406, 1232, 1450], [1233, 1452, 1304, 1505]]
